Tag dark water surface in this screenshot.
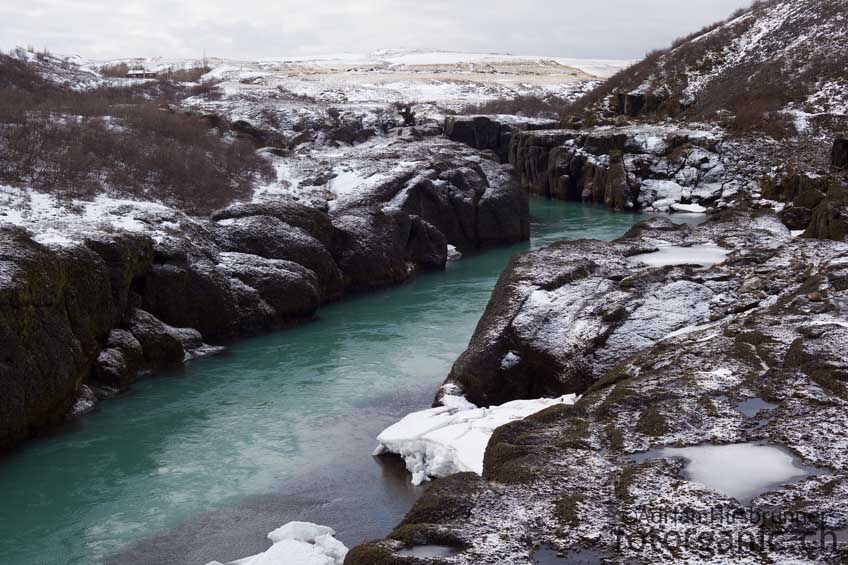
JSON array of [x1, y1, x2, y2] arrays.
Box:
[[0, 199, 648, 565]]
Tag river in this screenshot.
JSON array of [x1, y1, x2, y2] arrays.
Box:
[[0, 199, 654, 565]]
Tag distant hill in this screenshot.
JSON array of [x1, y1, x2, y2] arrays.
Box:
[[573, 0, 848, 136]]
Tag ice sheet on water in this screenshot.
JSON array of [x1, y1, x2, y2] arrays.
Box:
[[374, 394, 578, 485], [206, 521, 348, 565]]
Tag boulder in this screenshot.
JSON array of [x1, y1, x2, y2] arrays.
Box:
[[475, 172, 530, 246], [140, 257, 241, 342], [216, 252, 322, 330], [92, 329, 144, 388], [127, 309, 186, 367], [211, 201, 337, 248], [331, 208, 414, 291], [407, 217, 448, 270], [805, 184, 848, 241], [213, 215, 344, 301]]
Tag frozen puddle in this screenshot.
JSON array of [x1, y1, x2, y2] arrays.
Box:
[[374, 394, 578, 485], [631, 443, 818, 504], [628, 244, 730, 268], [736, 397, 779, 418], [397, 545, 462, 558]]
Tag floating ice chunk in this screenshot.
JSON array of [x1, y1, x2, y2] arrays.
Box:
[[628, 244, 730, 268], [375, 395, 578, 485], [209, 522, 348, 565]]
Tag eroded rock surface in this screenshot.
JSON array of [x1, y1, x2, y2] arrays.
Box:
[[351, 209, 848, 564], [0, 132, 529, 451]]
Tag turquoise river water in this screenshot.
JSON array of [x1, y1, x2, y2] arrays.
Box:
[[0, 199, 653, 565]]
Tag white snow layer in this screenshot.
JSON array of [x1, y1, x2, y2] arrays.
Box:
[[628, 244, 730, 268], [374, 394, 578, 485], [206, 522, 348, 565]]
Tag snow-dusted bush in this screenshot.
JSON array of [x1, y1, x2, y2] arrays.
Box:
[[0, 53, 272, 213]]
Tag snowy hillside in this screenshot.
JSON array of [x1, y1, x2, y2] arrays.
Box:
[[578, 0, 848, 136]]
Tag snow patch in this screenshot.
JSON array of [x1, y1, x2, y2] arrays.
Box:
[[207, 522, 347, 565], [374, 395, 578, 485], [628, 244, 730, 268]]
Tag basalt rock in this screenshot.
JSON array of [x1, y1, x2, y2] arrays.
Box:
[[211, 200, 337, 249], [610, 92, 667, 117], [0, 228, 113, 450], [509, 125, 729, 212], [127, 309, 186, 367], [444, 115, 559, 163], [92, 329, 144, 388], [140, 255, 241, 342], [438, 212, 789, 407], [213, 215, 344, 301], [216, 252, 322, 331], [331, 208, 415, 291], [805, 183, 848, 241], [833, 137, 848, 170], [358, 211, 848, 564]]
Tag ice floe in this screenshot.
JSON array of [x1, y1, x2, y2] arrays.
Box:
[[206, 522, 348, 565], [374, 393, 578, 485]]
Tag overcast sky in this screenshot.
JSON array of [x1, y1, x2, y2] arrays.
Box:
[[1, 0, 753, 61]]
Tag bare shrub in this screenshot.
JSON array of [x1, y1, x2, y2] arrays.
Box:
[[158, 66, 211, 82], [100, 63, 130, 77], [461, 95, 570, 118], [0, 54, 273, 214]]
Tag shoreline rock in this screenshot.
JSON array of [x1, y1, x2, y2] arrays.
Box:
[[0, 136, 530, 453], [349, 207, 848, 563]]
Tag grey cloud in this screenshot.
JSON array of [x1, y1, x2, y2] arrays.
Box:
[[1, 0, 752, 60]]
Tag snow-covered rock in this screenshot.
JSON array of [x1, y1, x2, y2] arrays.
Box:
[[351, 209, 848, 564], [510, 125, 734, 213], [374, 394, 577, 485]]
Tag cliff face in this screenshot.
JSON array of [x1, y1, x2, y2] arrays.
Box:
[[0, 229, 115, 449], [443, 115, 559, 163], [0, 135, 530, 452]]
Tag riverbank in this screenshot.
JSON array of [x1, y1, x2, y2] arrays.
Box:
[[0, 199, 649, 564], [348, 207, 848, 563]]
